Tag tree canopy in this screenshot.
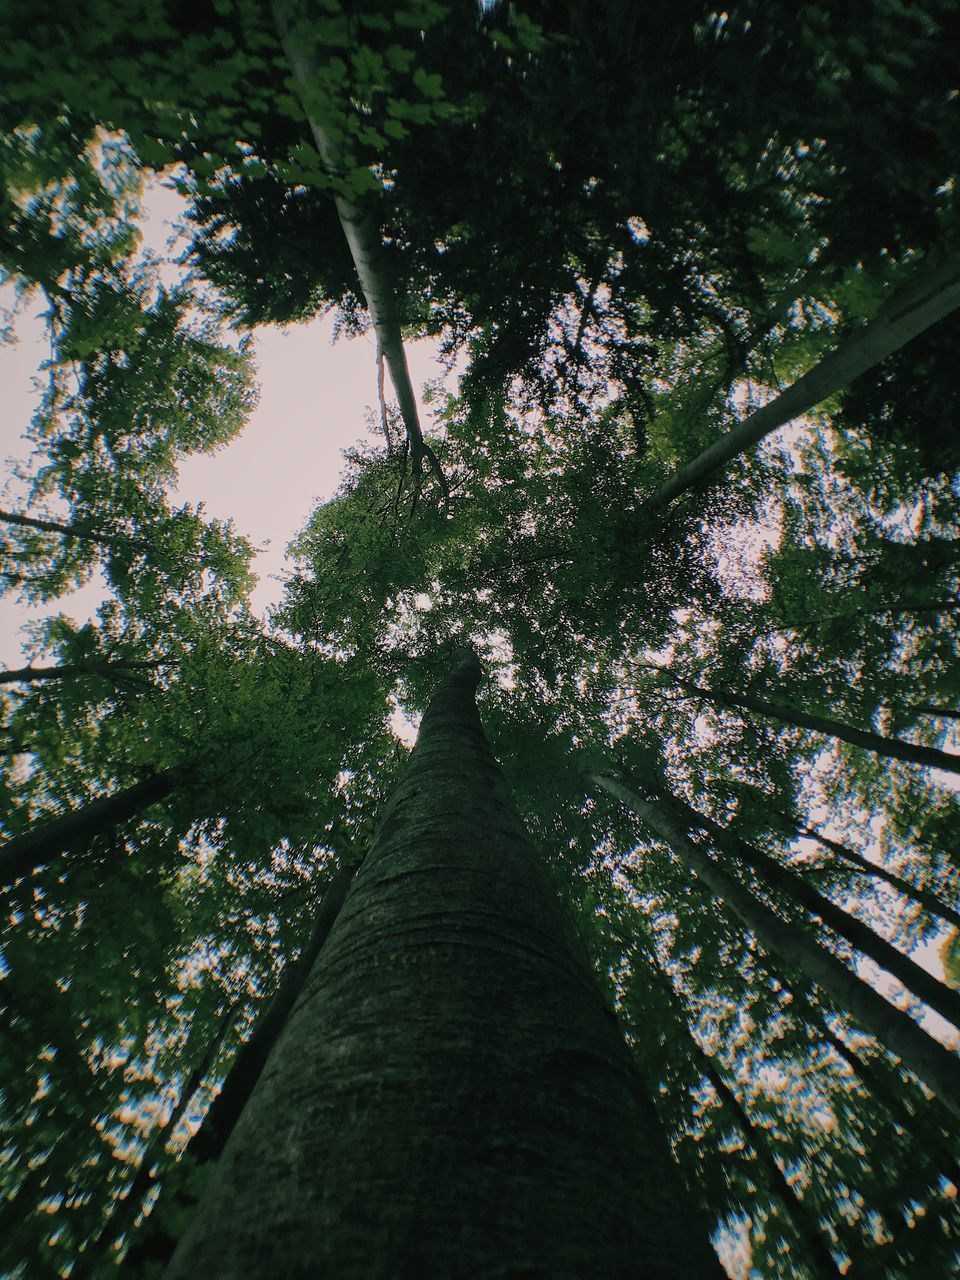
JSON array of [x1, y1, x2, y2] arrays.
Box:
[[2, 2, 959, 1276]]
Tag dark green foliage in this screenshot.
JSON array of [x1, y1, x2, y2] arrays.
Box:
[[3, 1, 960, 1276]]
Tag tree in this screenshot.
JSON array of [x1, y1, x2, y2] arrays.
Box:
[[2, 2, 960, 1277], [161, 650, 724, 1276]]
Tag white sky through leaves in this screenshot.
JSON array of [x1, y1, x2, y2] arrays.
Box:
[[0, 179, 445, 664]]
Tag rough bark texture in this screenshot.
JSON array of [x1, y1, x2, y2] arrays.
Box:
[[646, 251, 960, 509], [164, 654, 723, 1279], [0, 770, 180, 888], [591, 774, 960, 1118]]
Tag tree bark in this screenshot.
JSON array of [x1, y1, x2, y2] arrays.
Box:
[[163, 653, 724, 1279], [590, 773, 960, 1118], [121, 867, 355, 1273], [673, 797, 960, 1030], [671, 673, 960, 776], [0, 770, 181, 888], [645, 251, 960, 509]]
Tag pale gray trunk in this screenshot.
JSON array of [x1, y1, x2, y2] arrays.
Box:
[[590, 773, 960, 1118], [162, 655, 724, 1278], [272, 2, 444, 493], [646, 252, 960, 509]]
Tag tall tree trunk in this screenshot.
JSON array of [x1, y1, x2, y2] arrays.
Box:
[[0, 659, 161, 687], [188, 862, 356, 1165], [789, 818, 960, 934], [635, 946, 841, 1276], [671, 796, 960, 1029], [163, 653, 724, 1279], [0, 770, 181, 888], [645, 251, 960, 509], [272, 1, 445, 497], [782, 983, 959, 1183], [121, 866, 355, 1274], [699, 1057, 842, 1279], [79, 1002, 240, 1277], [590, 773, 960, 1117], [670, 673, 960, 775]]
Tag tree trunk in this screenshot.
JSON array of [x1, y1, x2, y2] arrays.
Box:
[[645, 251, 960, 509], [121, 866, 355, 1274], [0, 770, 181, 889], [910, 703, 960, 723], [671, 673, 960, 776], [188, 862, 356, 1165], [673, 797, 960, 1030], [700, 1057, 842, 1278], [272, 2, 445, 496], [0, 659, 161, 687], [80, 1003, 240, 1276], [794, 819, 960, 934], [0, 505, 106, 545], [783, 983, 959, 1183], [590, 773, 960, 1118], [163, 653, 724, 1279], [637, 947, 841, 1276]]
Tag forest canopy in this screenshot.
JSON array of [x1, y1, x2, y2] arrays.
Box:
[[1, 1, 959, 1276]]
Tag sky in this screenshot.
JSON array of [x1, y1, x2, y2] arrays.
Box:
[[0, 179, 448, 666]]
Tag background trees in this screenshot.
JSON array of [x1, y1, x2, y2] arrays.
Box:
[[2, 1, 959, 1276]]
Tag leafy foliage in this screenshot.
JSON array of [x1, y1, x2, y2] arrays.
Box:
[[2, 2, 960, 1277]]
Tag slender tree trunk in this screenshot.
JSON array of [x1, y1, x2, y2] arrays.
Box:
[[645, 251, 960, 509], [671, 673, 960, 775], [791, 819, 960, 934], [272, 1, 445, 496], [0, 770, 181, 888], [188, 862, 356, 1165], [122, 866, 355, 1273], [163, 653, 724, 1279], [590, 773, 960, 1118], [0, 659, 161, 687], [700, 1057, 842, 1278], [672, 797, 960, 1029], [783, 983, 959, 1182], [910, 703, 960, 723], [80, 1003, 240, 1276], [0, 505, 106, 544], [636, 947, 841, 1276]]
